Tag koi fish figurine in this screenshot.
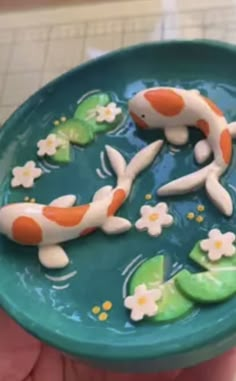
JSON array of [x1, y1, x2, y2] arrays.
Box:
[[129, 87, 236, 217], [0, 141, 163, 269]]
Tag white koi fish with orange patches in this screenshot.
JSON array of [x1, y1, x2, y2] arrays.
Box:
[[0, 141, 163, 269], [129, 87, 236, 217]]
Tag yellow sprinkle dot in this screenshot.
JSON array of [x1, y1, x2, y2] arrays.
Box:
[[187, 212, 195, 220], [98, 312, 108, 321], [92, 306, 101, 315], [30, 198, 36, 203], [60, 116, 67, 122], [197, 204, 205, 212], [145, 194, 152, 200], [196, 215, 204, 223], [53, 120, 60, 126], [102, 301, 112, 311], [24, 196, 30, 201]]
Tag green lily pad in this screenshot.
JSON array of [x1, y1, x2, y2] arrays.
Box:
[[74, 92, 122, 134], [152, 276, 194, 322], [51, 119, 94, 163], [130, 256, 164, 294], [129, 256, 193, 322], [190, 242, 236, 270], [176, 269, 236, 303]]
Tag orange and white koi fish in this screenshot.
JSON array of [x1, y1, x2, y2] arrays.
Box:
[[0, 142, 163, 269], [129, 87, 236, 217]]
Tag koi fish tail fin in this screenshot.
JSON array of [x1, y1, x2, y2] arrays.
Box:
[[105, 140, 163, 193], [157, 162, 233, 217]]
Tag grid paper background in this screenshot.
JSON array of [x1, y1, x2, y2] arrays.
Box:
[[0, 1, 236, 124]]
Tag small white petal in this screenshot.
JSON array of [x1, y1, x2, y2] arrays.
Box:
[[148, 223, 162, 237], [140, 205, 153, 217], [155, 202, 168, 214], [135, 284, 147, 295], [25, 161, 36, 169], [12, 166, 22, 177], [145, 302, 158, 317], [114, 107, 122, 115], [200, 239, 211, 252], [21, 177, 34, 188], [37, 148, 45, 157], [108, 102, 116, 109], [161, 214, 173, 227], [11, 177, 21, 187], [209, 228, 221, 239], [135, 219, 148, 231], [208, 250, 222, 261], [33, 168, 43, 178], [224, 232, 236, 243], [131, 308, 144, 322], [124, 295, 135, 309], [224, 245, 235, 257]]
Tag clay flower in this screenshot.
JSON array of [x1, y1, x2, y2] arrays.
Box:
[[135, 203, 173, 237], [11, 161, 42, 188], [124, 284, 162, 321], [37, 133, 62, 157], [95, 102, 122, 123], [200, 228, 236, 261]]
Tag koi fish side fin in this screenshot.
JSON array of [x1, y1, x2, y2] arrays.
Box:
[[50, 195, 77, 207], [105, 145, 126, 177], [205, 172, 233, 217], [93, 186, 113, 201], [194, 139, 212, 164], [228, 122, 236, 137], [165, 126, 189, 146], [101, 216, 132, 234], [158, 163, 213, 196], [125, 140, 164, 179], [38, 245, 69, 269], [189, 89, 201, 95]]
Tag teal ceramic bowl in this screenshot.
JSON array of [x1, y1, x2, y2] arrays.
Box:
[[1, 40, 236, 373]]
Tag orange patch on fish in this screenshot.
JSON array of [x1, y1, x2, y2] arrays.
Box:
[[107, 189, 126, 216], [43, 205, 90, 227], [80, 227, 96, 237], [220, 129, 232, 164], [12, 216, 42, 245], [144, 89, 185, 117], [202, 96, 223, 116], [196, 119, 210, 136], [130, 111, 148, 129]]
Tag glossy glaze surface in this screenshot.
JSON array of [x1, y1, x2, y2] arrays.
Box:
[[0, 40, 236, 372]]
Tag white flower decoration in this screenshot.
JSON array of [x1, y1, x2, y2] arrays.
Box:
[[95, 102, 122, 123], [11, 161, 42, 188], [124, 284, 162, 322], [135, 203, 174, 237], [200, 228, 236, 261], [37, 134, 62, 157]]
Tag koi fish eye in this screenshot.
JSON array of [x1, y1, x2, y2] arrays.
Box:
[[141, 114, 145, 118]]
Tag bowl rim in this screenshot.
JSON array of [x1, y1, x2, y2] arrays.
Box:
[[1, 38, 236, 363]]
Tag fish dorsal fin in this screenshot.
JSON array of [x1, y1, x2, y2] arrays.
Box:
[[49, 195, 77, 207], [93, 186, 113, 202]]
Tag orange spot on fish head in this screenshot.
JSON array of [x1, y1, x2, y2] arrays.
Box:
[[12, 216, 42, 245], [43, 205, 90, 227], [107, 189, 126, 216], [144, 89, 185, 117], [220, 129, 232, 164]]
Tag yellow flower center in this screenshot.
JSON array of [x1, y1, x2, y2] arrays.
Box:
[[214, 240, 222, 249], [137, 296, 147, 306], [46, 140, 54, 147], [105, 109, 112, 116], [149, 213, 159, 222], [22, 170, 31, 177]]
